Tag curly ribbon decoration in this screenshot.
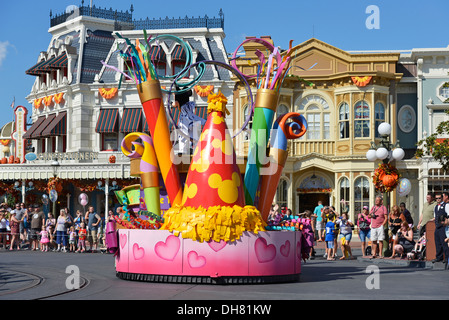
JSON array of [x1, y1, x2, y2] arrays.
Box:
[[121, 132, 161, 216], [165, 59, 254, 139], [258, 112, 307, 221]]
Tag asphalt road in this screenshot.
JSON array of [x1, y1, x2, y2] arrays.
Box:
[[1, 247, 448, 303]]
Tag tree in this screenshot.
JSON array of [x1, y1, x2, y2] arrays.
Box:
[[416, 110, 449, 172]]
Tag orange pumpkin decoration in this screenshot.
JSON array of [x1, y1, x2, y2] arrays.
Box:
[[14, 157, 20, 164], [382, 174, 397, 188], [1, 158, 7, 164], [8, 155, 14, 164], [109, 155, 116, 163]]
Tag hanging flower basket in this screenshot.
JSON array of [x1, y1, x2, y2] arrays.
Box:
[[373, 163, 400, 193]]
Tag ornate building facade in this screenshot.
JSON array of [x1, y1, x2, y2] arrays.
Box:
[[0, 5, 232, 216], [233, 37, 416, 222]]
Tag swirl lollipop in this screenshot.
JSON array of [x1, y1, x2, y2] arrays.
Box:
[[258, 112, 307, 221], [121, 132, 161, 216]]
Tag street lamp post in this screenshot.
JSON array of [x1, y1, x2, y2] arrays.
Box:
[[14, 180, 34, 203], [366, 122, 405, 256], [97, 180, 119, 223]]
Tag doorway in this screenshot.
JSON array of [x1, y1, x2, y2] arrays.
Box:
[[297, 193, 329, 213]]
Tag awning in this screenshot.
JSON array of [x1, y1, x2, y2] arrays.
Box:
[[119, 108, 142, 133], [31, 114, 57, 139], [35, 55, 60, 73], [25, 59, 48, 76], [194, 106, 208, 121], [41, 112, 67, 137], [95, 109, 119, 133], [49, 52, 68, 69], [150, 45, 166, 62], [22, 116, 46, 139], [171, 45, 186, 61]]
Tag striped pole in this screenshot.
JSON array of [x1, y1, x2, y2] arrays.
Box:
[[137, 79, 183, 207], [258, 113, 307, 221], [243, 88, 279, 206]]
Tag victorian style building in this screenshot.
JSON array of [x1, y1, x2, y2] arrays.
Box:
[[0, 4, 231, 215], [232, 37, 422, 222]]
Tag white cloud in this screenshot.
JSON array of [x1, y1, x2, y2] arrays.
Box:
[[0, 41, 10, 68]]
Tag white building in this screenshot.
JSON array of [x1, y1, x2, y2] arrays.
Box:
[[1, 4, 232, 216]]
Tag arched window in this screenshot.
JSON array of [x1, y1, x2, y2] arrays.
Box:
[[338, 102, 350, 139], [339, 177, 350, 213], [298, 95, 331, 140], [276, 179, 288, 208], [354, 177, 370, 214], [354, 100, 370, 138], [375, 102, 385, 138]]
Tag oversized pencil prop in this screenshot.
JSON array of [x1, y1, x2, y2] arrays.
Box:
[[102, 32, 183, 206], [121, 132, 161, 216], [239, 39, 295, 206], [258, 113, 307, 221]]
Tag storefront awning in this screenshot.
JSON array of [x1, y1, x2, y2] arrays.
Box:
[[49, 52, 68, 68], [41, 112, 67, 137], [171, 45, 186, 61], [150, 45, 166, 62], [23, 116, 46, 139], [31, 114, 57, 139], [194, 106, 208, 121], [25, 60, 48, 76], [119, 108, 142, 133], [95, 109, 119, 133]]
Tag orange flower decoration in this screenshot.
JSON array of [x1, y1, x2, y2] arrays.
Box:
[[351, 76, 372, 87], [34, 98, 43, 109], [54, 92, 64, 104], [99, 88, 118, 99], [43, 95, 54, 107], [194, 85, 214, 97]]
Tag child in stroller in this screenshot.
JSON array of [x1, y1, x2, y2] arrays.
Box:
[[409, 232, 427, 260]]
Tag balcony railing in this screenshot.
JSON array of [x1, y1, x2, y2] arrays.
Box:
[[50, 4, 224, 30]]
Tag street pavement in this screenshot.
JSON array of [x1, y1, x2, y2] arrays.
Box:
[[1, 239, 448, 303]]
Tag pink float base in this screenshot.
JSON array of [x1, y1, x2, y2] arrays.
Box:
[[115, 229, 302, 284]]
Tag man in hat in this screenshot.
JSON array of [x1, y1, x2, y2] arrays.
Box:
[[172, 88, 206, 155], [29, 204, 45, 251]]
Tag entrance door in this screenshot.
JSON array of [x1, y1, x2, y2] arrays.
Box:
[[297, 193, 329, 213]]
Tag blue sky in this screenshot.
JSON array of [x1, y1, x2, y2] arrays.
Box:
[[1, 0, 449, 131]]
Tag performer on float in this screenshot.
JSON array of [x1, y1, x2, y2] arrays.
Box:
[[172, 86, 206, 155]]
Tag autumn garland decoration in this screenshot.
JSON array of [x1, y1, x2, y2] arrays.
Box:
[[373, 163, 400, 193]]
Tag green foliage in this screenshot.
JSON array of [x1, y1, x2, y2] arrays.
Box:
[[416, 110, 449, 172]]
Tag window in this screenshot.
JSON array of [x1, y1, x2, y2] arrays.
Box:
[[375, 102, 385, 138], [172, 61, 189, 78], [102, 133, 118, 151], [339, 103, 350, 139], [298, 94, 331, 140], [354, 100, 370, 138], [339, 177, 350, 213], [276, 179, 288, 208], [438, 82, 449, 102], [354, 177, 369, 214]]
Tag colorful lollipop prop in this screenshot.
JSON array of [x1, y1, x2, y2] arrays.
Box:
[[258, 112, 307, 221], [121, 132, 161, 216]]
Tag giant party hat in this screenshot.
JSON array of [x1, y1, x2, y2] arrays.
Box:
[[161, 92, 266, 242]]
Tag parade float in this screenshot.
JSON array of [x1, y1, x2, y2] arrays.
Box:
[[104, 33, 310, 284]]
